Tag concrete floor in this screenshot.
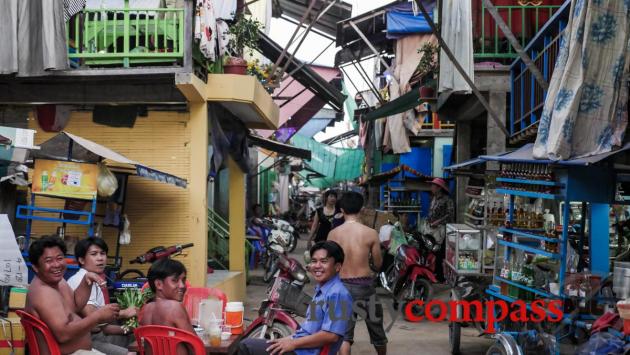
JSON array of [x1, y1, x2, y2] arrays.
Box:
[[243, 238, 495, 355]]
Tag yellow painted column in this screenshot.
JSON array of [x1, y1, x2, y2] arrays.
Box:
[[187, 101, 208, 287], [227, 156, 246, 301], [228, 156, 246, 272]]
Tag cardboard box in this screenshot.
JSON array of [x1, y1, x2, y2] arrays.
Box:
[[0, 318, 25, 355], [8, 288, 27, 310], [359, 208, 378, 228]]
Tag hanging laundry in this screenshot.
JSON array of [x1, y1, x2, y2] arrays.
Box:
[[216, 19, 230, 58], [195, 0, 218, 61], [214, 0, 237, 20], [63, 0, 86, 22], [438, 0, 474, 93], [533, 0, 630, 160]]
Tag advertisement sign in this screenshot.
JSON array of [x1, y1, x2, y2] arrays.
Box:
[[32, 159, 98, 200]]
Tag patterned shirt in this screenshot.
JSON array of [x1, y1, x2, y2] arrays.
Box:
[[428, 194, 454, 225]]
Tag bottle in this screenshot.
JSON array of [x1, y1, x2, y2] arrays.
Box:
[[41, 170, 49, 191]]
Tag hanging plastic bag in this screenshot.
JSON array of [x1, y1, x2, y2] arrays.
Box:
[[97, 163, 118, 198], [119, 215, 131, 245]]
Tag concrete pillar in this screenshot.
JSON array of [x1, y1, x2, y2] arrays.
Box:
[[188, 101, 209, 287], [228, 156, 246, 301], [487, 91, 507, 170], [455, 122, 471, 222]]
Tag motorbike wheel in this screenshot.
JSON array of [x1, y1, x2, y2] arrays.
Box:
[[401, 278, 433, 322], [485, 342, 509, 355], [118, 269, 146, 279], [263, 257, 278, 283], [246, 322, 293, 340], [288, 231, 299, 253]]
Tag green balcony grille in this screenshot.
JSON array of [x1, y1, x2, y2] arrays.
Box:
[[67, 2, 184, 67]]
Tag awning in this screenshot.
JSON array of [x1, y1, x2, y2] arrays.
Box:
[[272, 0, 352, 39], [443, 158, 485, 171], [362, 90, 436, 122], [258, 32, 346, 112], [365, 164, 431, 185], [32, 132, 187, 188], [386, 1, 435, 39], [247, 134, 311, 160], [479, 143, 630, 166]]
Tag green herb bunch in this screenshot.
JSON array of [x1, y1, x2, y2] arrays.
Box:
[[116, 288, 152, 333]]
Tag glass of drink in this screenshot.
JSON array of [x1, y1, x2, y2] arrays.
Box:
[[209, 326, 222, 347]]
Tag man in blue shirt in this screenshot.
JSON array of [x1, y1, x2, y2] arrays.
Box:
[[238, 241, 353, 355]]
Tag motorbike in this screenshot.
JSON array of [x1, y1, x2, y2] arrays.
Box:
[[379, 230, 439, 320], [263, 230, 291, 283], [243, 249, 311, 340], [265, 217, 298, 253], [105, 243, 194, 302]]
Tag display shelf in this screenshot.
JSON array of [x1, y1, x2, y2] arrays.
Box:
[[499, 228, 559, 243], [486, 288, 561, 316], [496, 177, 564, 187], [497, 239, 559, 259], [464, 213, 485, 221], [495, 188, 561, 200], [465, 193, 484, 199], [494, 276, 560, 299]]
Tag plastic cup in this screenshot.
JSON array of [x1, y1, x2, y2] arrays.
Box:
[[209, 326, 221, 347]]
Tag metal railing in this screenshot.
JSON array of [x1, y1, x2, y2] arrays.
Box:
[[509, 1, 570, 142], [208, 208, 229, 270], [66, 1, 184, 67], [473, 0, 563, 61]]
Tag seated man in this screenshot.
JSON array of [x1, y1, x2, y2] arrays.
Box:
[[239, 241, 353, 355], [25, 236, 120, 355], [67, 238, 135, 355], [139, 258, 193, 333]]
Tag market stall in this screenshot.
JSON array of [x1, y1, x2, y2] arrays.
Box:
[[446, 143, 630, 354], [17, 131, 187, 281]]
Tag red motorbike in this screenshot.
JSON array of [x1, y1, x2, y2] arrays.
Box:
[[379, 231, 439, 320], [243, 249, 311, 339]]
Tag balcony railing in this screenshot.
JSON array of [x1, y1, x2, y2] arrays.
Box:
[[66, 4, 184, 68], [473, 0, 563, 61], [509, 1, 570, 143]]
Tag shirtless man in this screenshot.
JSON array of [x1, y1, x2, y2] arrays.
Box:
[[328, 191, 387, 355], [139, 258, 194, 354], [25, 236, 120, 355]]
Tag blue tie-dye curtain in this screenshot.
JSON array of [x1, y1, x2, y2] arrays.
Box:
[[533, 0, 630, 160]]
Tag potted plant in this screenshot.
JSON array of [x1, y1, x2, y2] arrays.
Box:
[[225, 14, 264, 75], [416, 42, 439, 98]]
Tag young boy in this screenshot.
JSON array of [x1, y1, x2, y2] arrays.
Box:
[[239, 241, 353, 355], [25, 236, 120, 355], [67, 238, 135, 355], [138, 258, 194, 333]]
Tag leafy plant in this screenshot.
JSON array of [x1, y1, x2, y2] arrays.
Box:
[[416, 42, 439, 87], [116, 288, 152, 333], [228, 14, 264, 58]]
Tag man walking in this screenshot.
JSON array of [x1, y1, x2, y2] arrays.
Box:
[[328, 191, 387, 355]]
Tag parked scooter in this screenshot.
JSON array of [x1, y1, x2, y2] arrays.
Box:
[[265, 217, 298, 253], [263, 230, 291, 283], [243, 249, 311, 340], [105, 243, 194, 302], [379, 230, 439, 320]]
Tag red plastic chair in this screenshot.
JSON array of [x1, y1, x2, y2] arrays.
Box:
[[16, 310, 62, 355], [134, 325, 205, 355], [183, 287, 227, 325]]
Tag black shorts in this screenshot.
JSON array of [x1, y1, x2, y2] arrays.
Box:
[[341, 280, 388, 347]]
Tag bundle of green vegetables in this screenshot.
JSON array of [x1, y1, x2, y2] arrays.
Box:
[[116, 288, 152, 333]]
